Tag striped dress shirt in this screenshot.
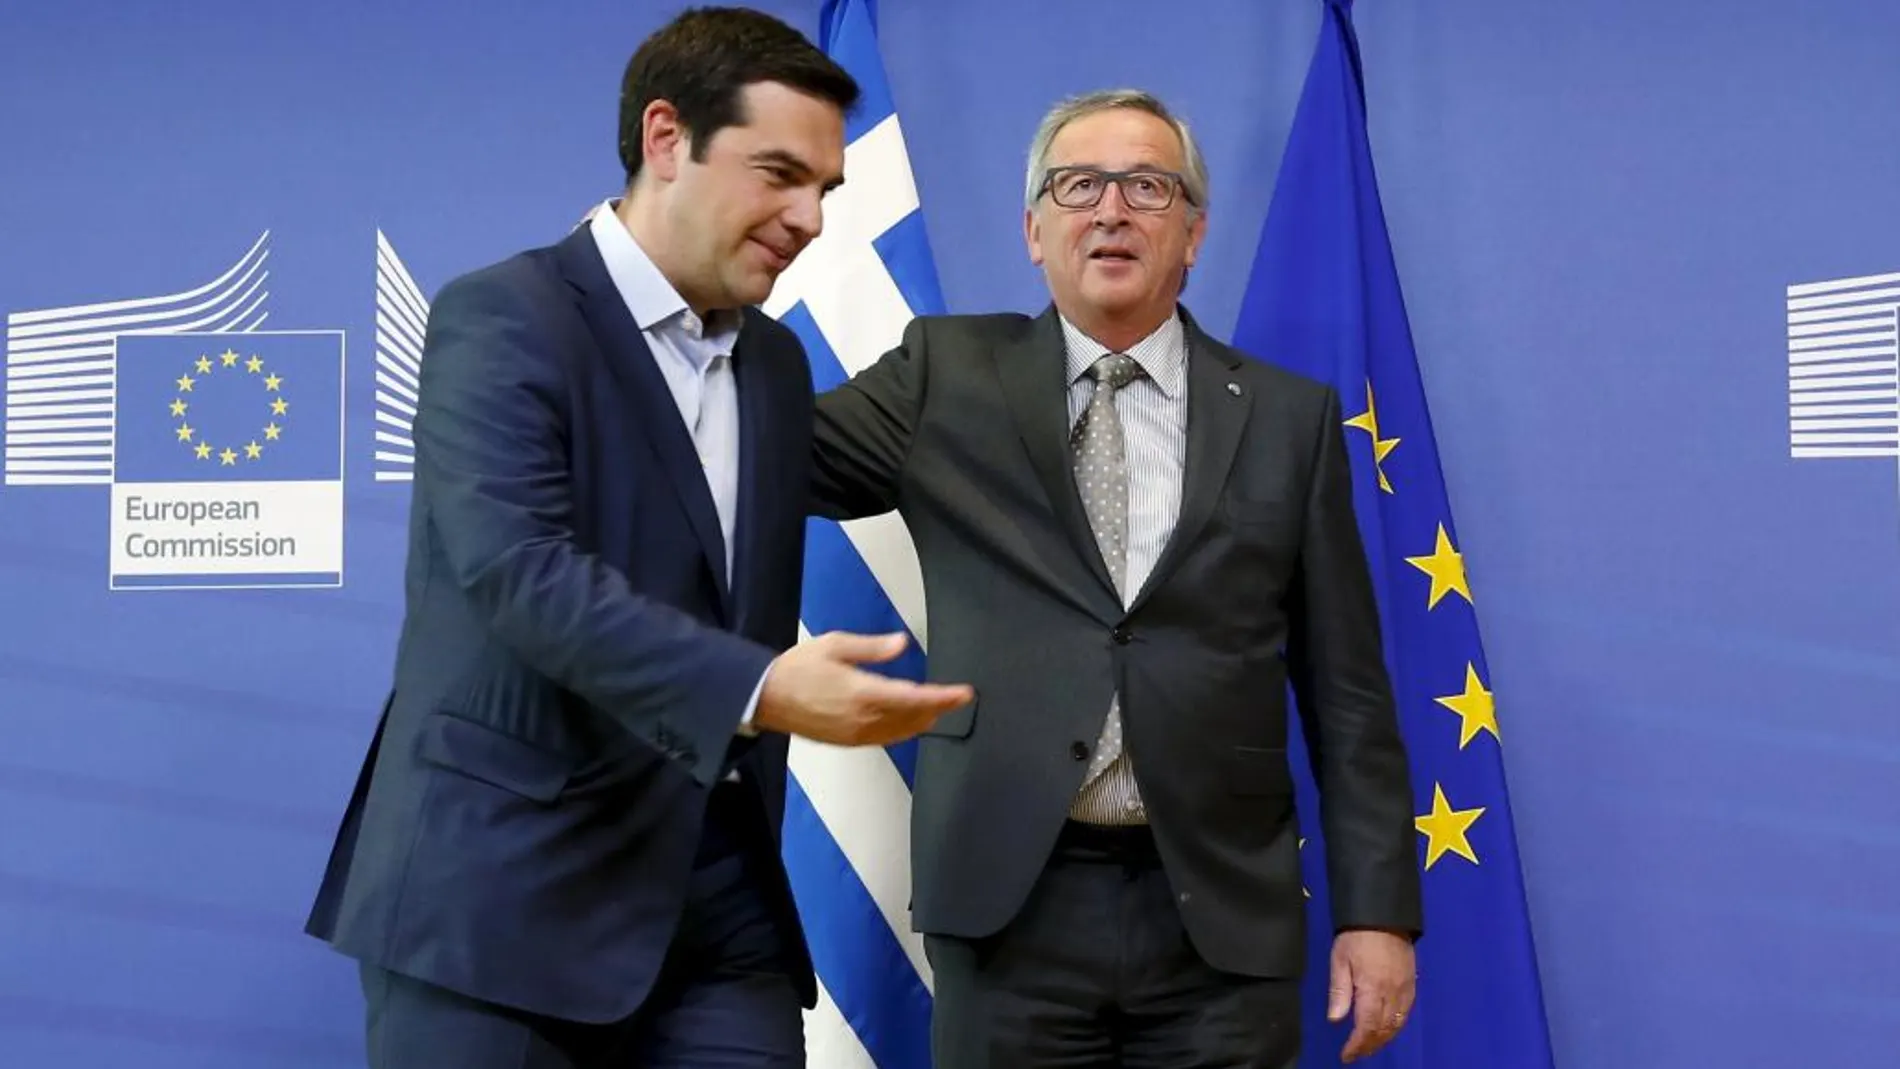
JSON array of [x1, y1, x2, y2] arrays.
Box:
[[1059, 311, 1189, 825]]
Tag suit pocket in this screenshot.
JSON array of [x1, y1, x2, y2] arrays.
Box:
[[415, 712, 574, 803], [1226, 744, 1293, 797], [922, 698, 978, 740]]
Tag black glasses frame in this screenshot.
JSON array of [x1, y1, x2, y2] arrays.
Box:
[[1036, 166, 1193, 211]]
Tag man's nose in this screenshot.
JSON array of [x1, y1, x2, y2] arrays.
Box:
[[1092, 182, 1132, 225], [784, 190, 823, 243]]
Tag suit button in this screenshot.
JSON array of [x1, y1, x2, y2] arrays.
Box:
[[1070, 741, 1089, 761], [1112, 626, 1132, 645]]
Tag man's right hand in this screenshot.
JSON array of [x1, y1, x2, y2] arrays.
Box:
[[754, 631, 973, 746]]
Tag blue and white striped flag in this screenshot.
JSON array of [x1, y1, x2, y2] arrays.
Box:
[[761, 2, 943, 1066]]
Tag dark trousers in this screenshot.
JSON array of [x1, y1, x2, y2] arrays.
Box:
[[926, 821, 1301, 1069], [359, 782, 803, 1069]]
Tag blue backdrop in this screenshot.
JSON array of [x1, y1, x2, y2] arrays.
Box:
[[3, 1, 1897, 1067]]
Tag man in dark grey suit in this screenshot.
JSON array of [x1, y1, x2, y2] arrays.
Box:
[[811, 89, 1423, 1066]]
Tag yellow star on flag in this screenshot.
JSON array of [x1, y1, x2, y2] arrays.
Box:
[[195, 442, 212, 460], [176, 374, 195, 392], [264, 423, 282, 441], [246, 354, 265, 373], [1435, 663, 1500, 748], [175, 423, 194, 442], [1416, 783, 1484, 870], [195, 355, 213, 374], [1405, 523, 1471, 609], [219, 447, 238, 466], [264, 373, 283, 391], [1342, 380, 1401, 493], [245, 441, 263, 460], [271, 397, 289, 416], [169, 399, 188, 417], [220, 349, 240, 367]]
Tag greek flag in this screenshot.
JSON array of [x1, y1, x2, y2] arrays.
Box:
[[762, 1, 943, 1066]]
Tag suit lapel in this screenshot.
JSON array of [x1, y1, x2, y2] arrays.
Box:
[[993, 307, 1122, 611], [727, 314, 777, 633], [1128, 314, 1251, 613], [556, 230, 732, 615]]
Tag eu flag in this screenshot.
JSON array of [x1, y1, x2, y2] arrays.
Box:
[[1231, 2, 1557, 1066]]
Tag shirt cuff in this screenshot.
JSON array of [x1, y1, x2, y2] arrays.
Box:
[[736, 667, 767, 737]]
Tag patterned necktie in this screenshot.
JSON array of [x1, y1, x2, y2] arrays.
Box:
[[1073, 353, 1142, 595], [1070, 353, 1144, 816]]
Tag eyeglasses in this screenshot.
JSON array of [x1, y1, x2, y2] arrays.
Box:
[[1037, 166, 1191, 212]]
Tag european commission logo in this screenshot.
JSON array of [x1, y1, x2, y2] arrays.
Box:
[[110, 332, 343, 589], [3, 232, 347, 590]]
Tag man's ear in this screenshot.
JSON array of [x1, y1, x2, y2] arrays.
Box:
[[1183, 208, 1208, 269], [641, 99, 688, 182], [1024, 207, 1045, 266]]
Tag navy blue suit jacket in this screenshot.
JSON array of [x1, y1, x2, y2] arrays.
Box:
[[305, 226, 817, 1023]]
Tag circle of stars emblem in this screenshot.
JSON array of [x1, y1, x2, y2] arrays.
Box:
[[170, 348, 288, 466]]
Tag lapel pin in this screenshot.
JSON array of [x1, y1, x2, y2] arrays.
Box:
[[1226, 382, 1241, 396]]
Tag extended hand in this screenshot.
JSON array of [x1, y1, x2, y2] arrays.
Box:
[[754, 631, 973, 746], [1328, 928, 1417, 1062]]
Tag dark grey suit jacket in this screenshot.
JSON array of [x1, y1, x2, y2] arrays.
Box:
[[811, 305, 1422, 978]]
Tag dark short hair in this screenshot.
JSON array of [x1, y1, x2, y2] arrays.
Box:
[[618, 6, 861, 184]]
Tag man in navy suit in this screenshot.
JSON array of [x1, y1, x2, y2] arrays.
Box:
[[304, 9, 973, 1067]]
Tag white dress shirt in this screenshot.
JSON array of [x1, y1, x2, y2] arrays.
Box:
[[587, 200, 764, 737]]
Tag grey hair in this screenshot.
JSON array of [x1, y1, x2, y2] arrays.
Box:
[[1022, 89, 1210, 214]]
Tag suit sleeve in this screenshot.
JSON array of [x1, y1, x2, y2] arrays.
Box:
[[810, 316, 930, 520], [1285, 386, 1425, 938], [413, 272, 774, 787]]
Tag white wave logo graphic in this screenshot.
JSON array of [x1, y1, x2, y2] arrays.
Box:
[[1787, 270, 1900, 460], [372, 231, 429, 483], [4, 233, 272, 485]]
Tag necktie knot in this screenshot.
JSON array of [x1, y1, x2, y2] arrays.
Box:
[[1088, 353, 1143, 391]]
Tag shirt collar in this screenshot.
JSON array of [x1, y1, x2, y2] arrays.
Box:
[[1059, 309, 1188, 398], [586, 198, 741, 352]]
